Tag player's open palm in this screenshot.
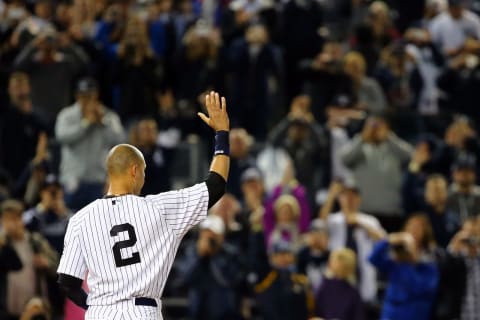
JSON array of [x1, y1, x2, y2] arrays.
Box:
[[198, 91, 230, 132]]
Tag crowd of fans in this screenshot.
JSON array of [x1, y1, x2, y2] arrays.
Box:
[[1, 0, 480, 319]]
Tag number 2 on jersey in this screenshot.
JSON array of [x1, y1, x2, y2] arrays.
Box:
[[110, 223, 141, 267]]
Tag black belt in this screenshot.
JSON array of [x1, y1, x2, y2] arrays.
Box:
[[135, 297, 157, 307]]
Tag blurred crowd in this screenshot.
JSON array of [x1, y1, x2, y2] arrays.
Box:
[[1, 0, 480, 319]]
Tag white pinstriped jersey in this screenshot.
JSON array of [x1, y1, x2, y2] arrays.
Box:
[[57, 183, 209, 306]]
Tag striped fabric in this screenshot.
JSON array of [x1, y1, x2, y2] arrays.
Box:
[[57, 183, 209, 319]]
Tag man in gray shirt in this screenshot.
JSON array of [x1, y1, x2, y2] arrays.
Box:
[[55, 78, 124, 210], [429, 0, 480, 57], [341, 115, 413, 231]]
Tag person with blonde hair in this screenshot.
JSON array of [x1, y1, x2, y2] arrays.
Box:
[[343, 51, 387, 113], [314, 248, 365, 320], [20, 297, 51, 320], [267, 194, 304, 251]]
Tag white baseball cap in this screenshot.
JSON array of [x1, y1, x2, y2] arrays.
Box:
[[200, 215, 225, 235]]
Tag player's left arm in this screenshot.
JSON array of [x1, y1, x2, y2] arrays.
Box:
[[58, 273, 88, 310], [57, 219, 88, 309]]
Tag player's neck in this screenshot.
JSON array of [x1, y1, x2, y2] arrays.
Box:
[[107, 179, 134, 196]]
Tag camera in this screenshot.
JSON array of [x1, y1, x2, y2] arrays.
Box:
[[389, 240, 413, 262], [390, 242, 408, 253], [49, 189, 58, 198], [208, 238, 219, 251], [45, 34, 57, 45], [124, 44, 137, 59], [30, 314, 48, 320]]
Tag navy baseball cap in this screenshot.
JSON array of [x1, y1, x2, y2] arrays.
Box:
[[241, 167, 263, 183], [76, 77, 98, 93], [329, 94, 355, 109], [452, 155, 476, 171], [343, 186, 360, 194], [448, 0, 465, 6], [341, 180, 361, 195], [309, 219, 328, 233], [269, 240, 294, 255], [41, 174, 62, 190]]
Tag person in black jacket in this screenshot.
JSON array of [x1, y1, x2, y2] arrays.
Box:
[[300, 42, 354, 123], [227, 129, 257, 200], [252, 233, 314, 320], [228, 24, 282, 140], [431, 246, 466, 320], [437, 44, 480, 126], [176, 215, 245, 320], [268, 96, 325, 200], [114, 16, 163, 123], [280, 0, 324, 99], [129, 118, 175, 195], [0, 72, 47, 183], [297, 219, 330, 293], [443, 217, 480, 320]]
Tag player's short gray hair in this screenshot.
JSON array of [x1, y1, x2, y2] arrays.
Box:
[[106, 144, 145, 176]]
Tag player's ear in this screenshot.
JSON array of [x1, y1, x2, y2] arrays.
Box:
[[130, 164, 138, 178]]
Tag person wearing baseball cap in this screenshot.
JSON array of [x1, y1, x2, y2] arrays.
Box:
[[448, 155, 480, 221], [448, 0, 465, 8], [297, 219, 330, 292], [240, 167, 266, 232], [75, 78, 99, 94], [23, 174, 72, 254], [178, 214, 245, 319], [254, 239, 314, 320], [22, 174, 72, 318], [55, 77, 125, 210], [199, 214, 226, 236]]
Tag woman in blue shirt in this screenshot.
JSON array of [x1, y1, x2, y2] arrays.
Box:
[[369, 214, 439, 320]]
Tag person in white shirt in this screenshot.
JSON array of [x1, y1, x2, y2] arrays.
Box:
[[321, 183, 386, 303], [430, 0, 480, 57]]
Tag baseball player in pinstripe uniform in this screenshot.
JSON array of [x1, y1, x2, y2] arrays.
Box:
[[57, 91, 230, 319]]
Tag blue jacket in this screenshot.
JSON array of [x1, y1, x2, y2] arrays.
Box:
[[369, 240, 439, 320]]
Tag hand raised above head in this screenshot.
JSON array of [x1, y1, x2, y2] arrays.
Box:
[[198, 91, 230, 132]]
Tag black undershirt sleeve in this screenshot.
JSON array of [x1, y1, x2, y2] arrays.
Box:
[[205, 171, 226, 208], [57, 173, 225, 309], [58, 273, 88, 310]]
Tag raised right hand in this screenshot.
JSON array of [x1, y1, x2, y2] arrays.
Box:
[[411, 143, 430, 166], [198, 91, 229, 132], [32, 132, 48, 164], [328, 180, 344, 198]]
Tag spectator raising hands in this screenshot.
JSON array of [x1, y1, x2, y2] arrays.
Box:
[[3, 0, 480, 319]]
